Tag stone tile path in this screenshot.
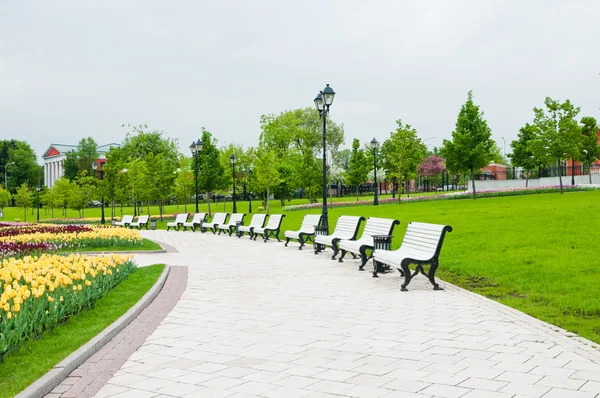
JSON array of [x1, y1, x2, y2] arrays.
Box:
[[61, 230, 600, 397]]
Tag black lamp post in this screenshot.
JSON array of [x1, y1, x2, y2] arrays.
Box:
[[92, 161, 105, 224], [370, 138, 379, 205], [36, 185, 40, 222], [230, 154, 237, 213], [571, 158, 575, 186], [189, 139, 203, 213], [314, 84, 336, 234], [247, 168, 252, 214]]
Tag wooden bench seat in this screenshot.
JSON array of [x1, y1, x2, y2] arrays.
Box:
[[182, 213, 207, 232], [314, 215, 365, 259], [114, 215, 133, 227], [284, 214, 322, 250], [217, 213, 246, 236], [253, 214, 285, 242], [167, 213, 188, 231], [200, 213, 229, 233], [129, 215, 150, 230], [237, 214, 268, 238], [338, 217, 400, 270], [373, 222, 452, 291]]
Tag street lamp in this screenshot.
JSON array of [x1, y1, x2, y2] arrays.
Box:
[[4, 162, 15, 191], [370, 138, 379, 205], [572, 158, 576, 186], [36, 185, 41, 222], [189, 139, 203, 213], [92, 161, 106, 224], [314, 83, 336, 233], [501, 136, 506, 161], [247, 168, 252, 214], [230, 154, 237, 213]]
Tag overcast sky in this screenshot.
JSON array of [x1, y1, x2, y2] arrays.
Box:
[[1, 1, 599, 162]]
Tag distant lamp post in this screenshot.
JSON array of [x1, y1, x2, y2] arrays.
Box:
[[370, 138, 379, 206], [314, 83, 336, 233], [92, 161, 106, 224], [572, 158, 575, 186], [36, 185, 41, 222], [230, 154, 237, 213], [4, 161, 15, 191], [189, 139, 203, 213], [247, 168, 252, 214]]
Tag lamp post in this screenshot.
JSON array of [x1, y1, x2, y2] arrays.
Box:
[[92, 161, 106, 224], [4, 161, 15, 191], [314, 84, 336, 234], [189, 139, 203, 213], [36, 185, 40, 222], [572, 158, 575, 186], [370, 138, 379, 205], [230, 154, 237, 213], [247, 168, 252, 214]]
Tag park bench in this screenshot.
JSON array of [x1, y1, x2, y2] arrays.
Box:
[[129, 215, 150, 230], [237, 213, 268, 239], [166, 213, 188, 231], [284, 214, 323, 249], [253, 214, 286, 242], [200, 213, 229, 233], [217, 213, 246, 236], [373, 222, 452, 291], [314, 215, 365, 258], [338, 217, 400, 271], [115, 215, 134, 228], [182, 212, 207, 231]]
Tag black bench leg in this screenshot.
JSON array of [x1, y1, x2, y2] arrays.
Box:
[[400, 260, 414, 291], [372, 260, 380, 278], [338, 250, 347, 263], [331, 243, 339, 260], [285, 237, 291, 247], [275, 231, 281, 242], [298, 235, 305, 250], [427, 261, 443, 290], [358, 247, 369, 271]]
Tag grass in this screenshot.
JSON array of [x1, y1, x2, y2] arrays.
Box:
[[66, 238, 163, 253], [0, 264, 165, 397]]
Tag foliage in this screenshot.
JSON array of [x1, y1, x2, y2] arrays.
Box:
[[252, 148, 281, 212], [52, 179, 71, 217], [529, 97, 581, 193], [63, 137, 99, 181], [509, 123, 539, 187], [346, 139, 369, 201], [579, 116, 599, 184], [0, 140, 40, 193], [418, 155, 446, 177], [14, 183, 32, 222], [174, 156, 194, 212], [0, 187, 11, 214], [197, 128, 225, 216], [441, 91, 494, 199]]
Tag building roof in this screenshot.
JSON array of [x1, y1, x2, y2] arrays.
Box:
[[42, 143, 122, 159]]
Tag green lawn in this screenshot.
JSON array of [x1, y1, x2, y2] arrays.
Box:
[[0, 264, 165, 398], [66, 238, 163, 253]]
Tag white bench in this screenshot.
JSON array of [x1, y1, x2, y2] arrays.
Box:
[[167, 213, 189, 231], [253, 214, 286, 242], [129, 215, 150, 230], [338, 217, 400, 271], [182, 212, 207, 232], [314, 215, 365, 259], [115, 215, 134, 227], [237, 214, 268, 239], [201, 213, 229, 233], [217, 213, 245, 236], [373, 222, 452, 291], [284, 214, 322, 250]]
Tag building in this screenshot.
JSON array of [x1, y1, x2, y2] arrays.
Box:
[[42, 143, 120, 188]]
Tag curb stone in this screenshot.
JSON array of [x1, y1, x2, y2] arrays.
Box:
[[15, 265, 171, 398]]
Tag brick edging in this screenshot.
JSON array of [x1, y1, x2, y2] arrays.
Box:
[[16, 265, 171, 398]]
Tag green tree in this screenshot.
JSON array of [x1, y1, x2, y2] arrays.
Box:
[[252, 148, 281, 213], [332, 148, 351, 171], [63, 137, 99, 180], [41, 186, 57, 219], [579, 116, 599, 184], [53, 178, 72, 217], [0, 186, 11, 219], [510, 123, 539, 187], [144, 153, 176, 220], [14, 182, 32, 221], [68, 183, 87, 218], [346, 139, 369, 201], [530, 97, 581, 193], [381, 120, 426, 198], [1, 140, 40, 193], [441, 91, 494, 199], [174, 156, 194, 213], [197, 128, 225, 216]]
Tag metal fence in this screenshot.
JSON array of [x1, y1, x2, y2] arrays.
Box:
[[473, 165, 600, 181]]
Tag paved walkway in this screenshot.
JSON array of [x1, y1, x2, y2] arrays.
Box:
[[71, 231, 600, 397]]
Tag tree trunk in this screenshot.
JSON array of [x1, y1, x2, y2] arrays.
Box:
[[207, 192, 212, 217], [355, 186, 359, 202], [525, 176, 529, 188], [589, 164, 593, 184], [159, 199, 164, 221], [558, 160, 564, 193], [266, 186, 270, 213], [406, 181, 410, 198], [471, 168, 477, 199]]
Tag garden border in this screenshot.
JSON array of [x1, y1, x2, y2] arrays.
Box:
[[15, 265, 171, 398]]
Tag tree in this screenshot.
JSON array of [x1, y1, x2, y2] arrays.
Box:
[[14, 182, 32, 221], [441, 91, 494, 199], [332, 148, 351, 172], [174, 156, 194, 212], [346, 139, 369, 201], [41, 186, 57, 218], [0, 140, 40, 193], [0, 186, 10, 218], [144, 153, 177, 220], [529, 97, 581, 193], [579, 117, 599, 184], [418, 155, 446, 189], [252, 148, 281, 213], [53, 178, 72, 217], [510, 123, 539, 187], [197, 128, 225, 216], [489, 142, 506, 165], [381, 120, 426, 199], [63, 137, 99, 180]]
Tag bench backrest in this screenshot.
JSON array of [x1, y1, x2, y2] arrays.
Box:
[[211, 213, 228, 225], [121, 215, 134, 224], [137, 215, 149, 224], [331, 215, 365, 239], [228, 213, 245, 225], [248, 213, 268, 227], [299, 214, 322, 232], [401, 222, 453, 259], [175, 213, 189, 224], [360, 217, 401, 241], [264, 214, 285, 229], [191, 212, 207, 224]]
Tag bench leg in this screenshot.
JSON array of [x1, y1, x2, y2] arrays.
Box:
[[358, 247, 369, 271], [372, 259, 380, 278], [284, 237, 291, 247], [274, 230, 281, 242], [330, 240, 340, 260], [298, 235, 305, 250], [399, 259, 416, 291], [338, 250, 347, 263], [426, 261, 443, 291]]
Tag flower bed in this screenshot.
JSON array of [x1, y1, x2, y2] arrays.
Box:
[[282, 185, 598, 211], [0, 253, 135, 357]]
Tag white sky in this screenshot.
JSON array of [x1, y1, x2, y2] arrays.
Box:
[[1, 0, 599, 161]]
